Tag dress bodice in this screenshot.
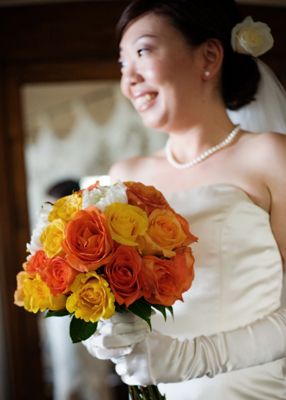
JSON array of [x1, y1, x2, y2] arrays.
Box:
[[153, 184, 283, 337], [152, 184, 286, 400]]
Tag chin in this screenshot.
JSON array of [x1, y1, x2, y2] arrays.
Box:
[[140, 113, 170, 132]]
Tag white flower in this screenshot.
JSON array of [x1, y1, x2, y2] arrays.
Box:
[[231, 16, 274, 57], [82, 180, 128, 212], [26, 202, 53, 258]]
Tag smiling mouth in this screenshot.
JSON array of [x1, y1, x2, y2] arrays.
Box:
[[134, 93, 157, 109]]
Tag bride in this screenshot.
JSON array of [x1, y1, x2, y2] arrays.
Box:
[[84, 0, 286, 398]]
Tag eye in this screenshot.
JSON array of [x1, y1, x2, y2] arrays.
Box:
[[137, 48, 148, 57], [118, 60, 127, 69]]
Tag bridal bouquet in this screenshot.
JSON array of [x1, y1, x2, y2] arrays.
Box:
[[14, 180, 197, 400]]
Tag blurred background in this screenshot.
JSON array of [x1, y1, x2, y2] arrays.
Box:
[[0, 1, 285, 399]]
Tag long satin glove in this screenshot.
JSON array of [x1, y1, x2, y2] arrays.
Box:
[[83, 308, 286, 386]]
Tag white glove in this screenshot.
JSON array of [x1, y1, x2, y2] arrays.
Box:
[[82, 312, 149, 360], [83, 308, 286, 386]]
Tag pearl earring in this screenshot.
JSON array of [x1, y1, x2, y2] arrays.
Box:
[[204, 71, 210, 77]]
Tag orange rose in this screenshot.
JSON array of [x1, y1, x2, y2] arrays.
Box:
[[76, 180, 99, 195], [168, 205, 198, 246], [86, 181, 99, 191], [104, 245, 142, 307], [124, 182, 169, 215], [24, 250, 49, 278], [61, 205, 114, 272], [142, 209, 187, 258], [174, 247, 195, 292], [39, 256, 79, 297], [140, 256, 182, 306]]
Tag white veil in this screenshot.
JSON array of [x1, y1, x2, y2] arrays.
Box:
[[227, 59, 286, 134]]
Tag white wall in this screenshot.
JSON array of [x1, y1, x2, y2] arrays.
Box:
[[22, 81, 167, 230]]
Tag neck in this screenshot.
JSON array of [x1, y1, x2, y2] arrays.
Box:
[[168, 104, 236, 164], [166, 125, 240, 169]]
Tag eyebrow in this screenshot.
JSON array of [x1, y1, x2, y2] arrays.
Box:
[[119, 34, 157, 52], [133, 34, 157, 44]]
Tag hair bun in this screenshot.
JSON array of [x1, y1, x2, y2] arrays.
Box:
[[222, 51, 261, 110]]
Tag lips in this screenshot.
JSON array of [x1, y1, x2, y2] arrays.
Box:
[[133, 93, 157, 110]]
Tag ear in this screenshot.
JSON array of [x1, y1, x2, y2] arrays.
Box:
[[201, 39, 224, 80]]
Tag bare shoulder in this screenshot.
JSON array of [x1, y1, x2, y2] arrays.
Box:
[[108, 156, 146, 183], [241, 129, 286, 147], [261, 132, 286, 188], [250, 131, 286, 166], [256, 130, 286, 151], [243, 131, 286, 189], [239, 131, 286, 165], [108, 149, 166, 185]]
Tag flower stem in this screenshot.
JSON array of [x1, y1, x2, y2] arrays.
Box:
[[133, 386, 143, 399], [128, 385, 165, 400], [152, 385, 166, 400], [147, 386, 157, 400], [129, 386, 135, 400], [139, 386, 150, 400]]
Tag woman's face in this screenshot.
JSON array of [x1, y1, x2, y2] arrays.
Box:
[[119, 13, 205, 133]]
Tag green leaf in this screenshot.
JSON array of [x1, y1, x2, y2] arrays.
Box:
[[43, 201, 54, 207], [127, 299, 152, 331], [151, 304, 167, 321], [70, 315, 98, 343], [166, 306, 174, 319], [44, 308, 70, 318], [115, 301, 125, 313]]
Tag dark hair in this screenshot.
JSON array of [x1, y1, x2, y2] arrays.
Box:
[[116, 0, 261, 110], [47, 179, 80, 200]]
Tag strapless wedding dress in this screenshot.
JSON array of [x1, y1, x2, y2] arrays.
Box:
[[151, 184, 286, 400]]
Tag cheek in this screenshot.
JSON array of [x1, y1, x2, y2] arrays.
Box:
[[120, 77, 129, 99], [144, 59, 166, 86]]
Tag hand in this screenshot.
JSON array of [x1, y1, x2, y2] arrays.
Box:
[[82, 312, 149, 360], [113, 329, 195, 386], [83, 311, 195, 386]]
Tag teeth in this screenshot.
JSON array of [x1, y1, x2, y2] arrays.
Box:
[[135, 93, 156, 108]]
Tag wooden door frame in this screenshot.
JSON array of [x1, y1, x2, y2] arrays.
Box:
[[0, 2, 285, 399], [0, 2, 128, 399], [0, 58, 122, 400]]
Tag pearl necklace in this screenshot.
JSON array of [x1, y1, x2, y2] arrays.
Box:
[[166, 124, 241, 169]]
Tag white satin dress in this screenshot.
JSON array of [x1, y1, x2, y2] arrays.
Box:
[[151, 184, 286, 400]]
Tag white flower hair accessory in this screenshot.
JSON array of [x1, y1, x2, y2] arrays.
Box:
[[231, 16, 274, 57]]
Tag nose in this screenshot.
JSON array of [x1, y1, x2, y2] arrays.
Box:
[[122, 62, 144, 86]]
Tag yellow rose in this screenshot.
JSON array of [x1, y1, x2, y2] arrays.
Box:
[[48, 193, 82, 223], [40, 218, 66, 258], [141, 209, 187, 258], [104, 203, 148, 249], [14, 271, 29, 307], [48, 291, 68, 311], [23, 275, 67, 313], [66, 271, 115, 323]]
